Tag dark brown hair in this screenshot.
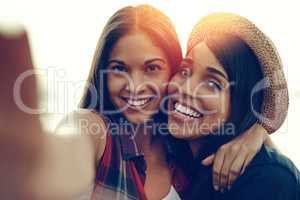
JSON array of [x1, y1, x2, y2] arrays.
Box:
[[80, 5, 182, 122], [182, 33, 265, 199]]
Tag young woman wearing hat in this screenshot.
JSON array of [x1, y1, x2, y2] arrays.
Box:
[[167, 12, 299, 199]]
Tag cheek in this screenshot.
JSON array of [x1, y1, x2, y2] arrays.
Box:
[[167, 75, 182, 95], [222, 93, 231, 119], [107, 74, 127, 96], [147, 72, 170, 95], [204, 92, 230, 126], [201, 92, 229, 114], [201, 96, 221, 115], [158, 82, 168, 96]]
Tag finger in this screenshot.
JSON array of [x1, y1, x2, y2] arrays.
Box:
[[240, 152, 256, 175], [212, 147, 226, 191], [219, 145, 240, 191], [227, 149, 248, 189], [202, 154, 215, 166], [0, 27, 36, 111], [0, 26, 40, 133], [0, 26, 41, 154]]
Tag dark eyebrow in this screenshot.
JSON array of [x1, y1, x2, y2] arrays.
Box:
[[108, 59, 126, 66], [108, 58, 165, 66], [144, 58, 166, 65], [207, 66, 228, 80]]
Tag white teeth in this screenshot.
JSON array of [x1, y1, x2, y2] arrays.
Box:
[[126, 98, 150, 107], [174, 102, 202, 118]]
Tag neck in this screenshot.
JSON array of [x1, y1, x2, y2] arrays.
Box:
[[134, 121, 153, 153], [134, 121, 166, 162]]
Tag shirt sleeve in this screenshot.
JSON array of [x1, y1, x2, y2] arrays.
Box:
[[227, 165, 298, 200]]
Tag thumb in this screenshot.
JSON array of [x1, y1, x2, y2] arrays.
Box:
[[202, 154, 215, 166]]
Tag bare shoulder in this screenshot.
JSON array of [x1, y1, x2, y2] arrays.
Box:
[[56, 109, 108, 162], [57, 109, 107, 129]]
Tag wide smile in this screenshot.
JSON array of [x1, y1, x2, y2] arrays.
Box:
[[171, 99, 204, 122], [121, 96, 155, 109]]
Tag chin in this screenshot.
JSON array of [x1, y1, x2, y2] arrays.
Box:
[[168, 118, 208, 140], [167, 122, 191, 139], [170, 130, 202, 140], [124, 112, 151, 125], [169, 130, 189, 139]]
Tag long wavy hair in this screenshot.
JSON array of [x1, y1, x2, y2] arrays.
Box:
[[80, 5, 182, 124]]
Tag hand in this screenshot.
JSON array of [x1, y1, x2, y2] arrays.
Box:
[[0, 25, 41, 130], [0, 25, 42, 199], [202, 123, 268, 192]]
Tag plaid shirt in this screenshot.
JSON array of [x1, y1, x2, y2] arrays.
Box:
[[91, 118, 188, 200]]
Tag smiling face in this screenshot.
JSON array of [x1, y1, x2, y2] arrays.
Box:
[[107, 31, 171, 124], [168, 42, 231, 140]]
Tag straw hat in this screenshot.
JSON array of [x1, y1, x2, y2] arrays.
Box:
[[187, 13, 288, 133]]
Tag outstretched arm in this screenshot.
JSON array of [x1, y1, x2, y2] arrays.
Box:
[[0, 26, 107, 199]]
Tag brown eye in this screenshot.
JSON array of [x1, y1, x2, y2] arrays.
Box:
[[179, 67, 191, 78], [110, 65, 128, 73], [146, 64, 161, 72]]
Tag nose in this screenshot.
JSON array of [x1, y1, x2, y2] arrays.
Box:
[[180, 75, 203, 99], [125, 71, 146, 95], [180, 75, 221, 115]]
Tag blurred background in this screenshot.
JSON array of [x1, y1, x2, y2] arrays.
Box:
[[0, 0, 299, 167]]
